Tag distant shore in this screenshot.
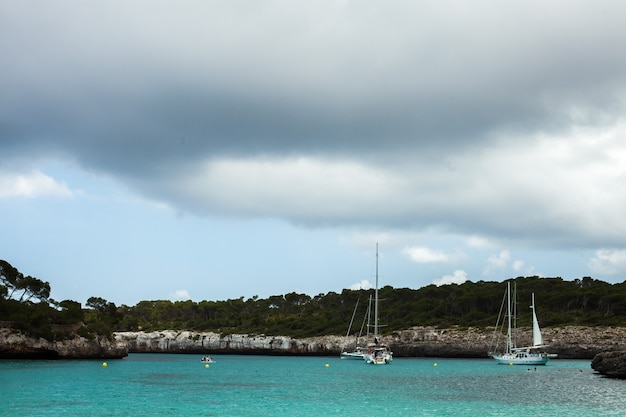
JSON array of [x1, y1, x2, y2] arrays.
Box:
[[3, 325, 625, 360], [114, 325, 626, 359]]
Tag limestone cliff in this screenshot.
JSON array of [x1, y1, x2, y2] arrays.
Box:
[[4, 325, 623, 360], [115, 330, 342, 355], [389, 326, 626, 359], [115, 325, 626, 359], [0, 327, 128, 359]]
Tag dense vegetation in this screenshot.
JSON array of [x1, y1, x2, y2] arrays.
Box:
[[0, 260, 117, 339], [2, 259, 626, 339]]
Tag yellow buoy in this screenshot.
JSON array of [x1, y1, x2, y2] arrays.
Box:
[[205, 364, 210, 369], [509, 362, 513, 366], [325, 363, 330, 368], [434, 363, 438, 367], [102, 362, 107, 367]]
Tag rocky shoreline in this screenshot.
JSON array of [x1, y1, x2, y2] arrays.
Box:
[[114, 325, 626, 359], [2, 325, 625, 364], [590, 351, 626, 378], [0, 327, 128, 359]]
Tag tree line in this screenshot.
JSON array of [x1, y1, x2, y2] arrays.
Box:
[[2, 259, 626, 340], [0, 260, 115, 339]]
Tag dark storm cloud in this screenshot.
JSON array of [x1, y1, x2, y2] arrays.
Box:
[[3, 0, 625, 171], [2, 0, 626, 251]]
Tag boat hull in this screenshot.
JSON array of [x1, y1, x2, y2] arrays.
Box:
[[364, 346, 393, 365], [364, 354, 392, 365], [492, 352, 549, 366], [340, 351, 366, 360]]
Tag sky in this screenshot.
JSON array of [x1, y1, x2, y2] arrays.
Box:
[[2, 0, 626, 307]]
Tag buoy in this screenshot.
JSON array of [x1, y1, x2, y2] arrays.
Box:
[[434, 363, 438, 367], [509, 362, 513, 366], [325, 363, 330, 368], [205, 364, 209, 369], [102, 362, 107, 367]]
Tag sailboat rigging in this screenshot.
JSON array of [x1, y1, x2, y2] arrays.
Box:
[[364, 244, 393, 365], [489, 281, 549, 365], [340, 296, 371, 360]]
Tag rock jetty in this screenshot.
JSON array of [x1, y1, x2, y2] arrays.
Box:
[[115, 325, 626, 359], [0, 327, 128, 359]]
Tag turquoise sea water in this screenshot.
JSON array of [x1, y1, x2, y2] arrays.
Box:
[[1, 354, 625, 416]]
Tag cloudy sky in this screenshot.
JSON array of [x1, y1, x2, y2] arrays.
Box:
[[2, 0, 626, 306]]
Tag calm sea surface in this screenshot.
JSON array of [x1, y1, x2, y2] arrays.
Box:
[[1, 354, 625, 416]]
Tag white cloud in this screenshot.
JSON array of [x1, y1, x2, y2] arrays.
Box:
[[404, 246, 463, 263], [433, 270, 468, 286], [173, 156, 407, 221], [349, 280, 373, 291], [483, 250, 511, 276], [339, 231, 431, 253], [0, 171, 73, 199], [135, 127, 626, 249], [466, 236, 493, 249], [588, 249, 626, 275], [483, 250, 532, 277], [169, 290, 191, 301]]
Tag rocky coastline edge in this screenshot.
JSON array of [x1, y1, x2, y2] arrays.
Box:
[[113, 325, 625, 359], [3, 325, 626, 378], [0, 327, 128, 359]]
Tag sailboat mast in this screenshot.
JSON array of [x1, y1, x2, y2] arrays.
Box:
[[374, 243, 379, 338], [513, 281, 517, 348], [506, 281, 512, 353], [366, 294, 372, 343]]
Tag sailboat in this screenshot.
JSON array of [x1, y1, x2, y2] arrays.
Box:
[[490, 281, 549, 365], [364, 244, 393, 365], [340, 295, 371, 360]]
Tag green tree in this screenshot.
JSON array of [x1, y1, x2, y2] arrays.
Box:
[[86, 297, 109, 322], [55, 300, 85, 324], [0, 260, 22, 299]]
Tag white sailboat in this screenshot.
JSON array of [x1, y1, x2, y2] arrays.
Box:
[[364, 244, 393, 365], [340, 296, 371, 360], [490, 281, 549, 365]]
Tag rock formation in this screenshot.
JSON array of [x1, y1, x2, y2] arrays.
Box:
[[115, 325, 626, 359], [389, 325, 625, 359], [0, 327, 128, 359], [3, 325, 625, 360], [591, 351, 626, 379], [116, 330, 343, 356]]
